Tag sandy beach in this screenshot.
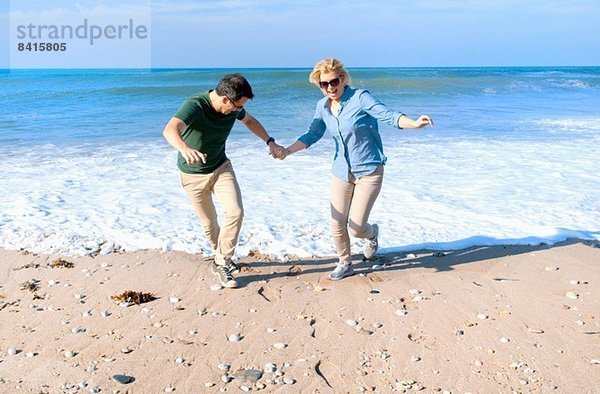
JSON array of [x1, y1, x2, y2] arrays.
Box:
[[0, 239, 598, 393]]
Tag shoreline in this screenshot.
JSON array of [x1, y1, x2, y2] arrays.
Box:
[[1, 239, 598, 392]]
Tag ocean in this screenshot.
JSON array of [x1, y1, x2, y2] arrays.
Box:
[[0, 67, 599, 258]]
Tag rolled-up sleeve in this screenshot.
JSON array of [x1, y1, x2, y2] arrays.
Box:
[[359, 90, 404, 129], [298, 105, 327, 147]]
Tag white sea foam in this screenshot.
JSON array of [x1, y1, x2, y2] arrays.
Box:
[[1, 123, 598, 259]]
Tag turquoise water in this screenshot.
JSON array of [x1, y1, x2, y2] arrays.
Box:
[[2, 67, 599, 146]]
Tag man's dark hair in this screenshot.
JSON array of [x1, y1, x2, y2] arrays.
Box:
[[216, 74, 254, 102]]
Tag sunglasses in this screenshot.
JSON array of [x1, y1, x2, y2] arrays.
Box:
[[319, 77, 341, 89], [227, 97, 244, 110]]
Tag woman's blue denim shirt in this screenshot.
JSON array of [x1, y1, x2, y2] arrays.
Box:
[[298, 86, 404, 181]]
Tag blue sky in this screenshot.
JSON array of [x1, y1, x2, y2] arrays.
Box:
[[5, 0, 600, 68]]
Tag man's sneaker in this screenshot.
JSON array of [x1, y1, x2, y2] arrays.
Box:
[[363, 224, 379, 260], [211, 261, 238, 288], [327, 262, 355, 281], [223, 259, 240, 274]]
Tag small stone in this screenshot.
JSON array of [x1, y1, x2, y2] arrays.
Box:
[[48, 279, 57, 286], [371, 264, 383, 270], [175, 357, 185, 364], [164, 386, 175, 392], [218, 363, 231, 371], [395, 309, 407, 316], [273, 342, 287, 349], [528, 328, 545, 334], [369, 289, 380, 294], [82, 310, 92, 317], [406, 253, 417, 258], [7, 348, 18, 356], [265, 363, 277, 373], [112, 374, 134, 384], [169, 297, 180, 303], [570, 279, 580, 285], [544, 266, 559, 271], [71, 327, 86, 334], [210, 284, 222, 291], [346, 319, 358, 326], [64, 350, 75, 358], [233, 369, 263, 384], [474, 360, 483, 367], [221, 375, 232, 383], [411, 355, 421, 362], [121, 347, 133, 354], [204, 382, 215, 388], [477, 313, 488, 320], [25, 352, 36, 357], [591, 359, 600, 365], [412, 295, 423, 302], [241, 386, 251, 392], [455, 329, 465, 336], [266, 327, 276, 333], [500, 337, 510, 343], [283, 377, 296, 385], [228, 334, 241, 342], [256, 382, 266, 389], [100, 310, 110, 317], [408, 288, 421, 296]]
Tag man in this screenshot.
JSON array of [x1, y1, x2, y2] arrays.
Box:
[[163, 74, 284, 288]]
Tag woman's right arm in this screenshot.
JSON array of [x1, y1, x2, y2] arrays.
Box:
[[282, 106, 326, 159]]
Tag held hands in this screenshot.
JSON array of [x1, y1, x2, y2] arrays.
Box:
[[269, 142, 288, 160]]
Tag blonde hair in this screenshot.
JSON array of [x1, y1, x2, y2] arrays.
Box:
[[309, 58, 352, 87]]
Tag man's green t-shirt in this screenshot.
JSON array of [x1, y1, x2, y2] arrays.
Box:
[[173, 91, 246, 174]]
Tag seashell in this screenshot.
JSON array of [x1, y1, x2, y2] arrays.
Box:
[[565, 291, 578, 300], [121, 347, 133, 354]]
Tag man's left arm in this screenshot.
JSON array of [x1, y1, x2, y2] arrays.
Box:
[[240, 112, 285, 158]]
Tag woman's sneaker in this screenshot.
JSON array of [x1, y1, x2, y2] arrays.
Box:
[[211, 261, 238, 288], [327, 262, 355, 281], [363, 224, 379, 260]]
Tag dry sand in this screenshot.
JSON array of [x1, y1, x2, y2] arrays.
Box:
[[0, 239, 598, 393]]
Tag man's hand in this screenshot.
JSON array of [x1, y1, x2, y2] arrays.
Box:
[[180, 147, 207, 165]]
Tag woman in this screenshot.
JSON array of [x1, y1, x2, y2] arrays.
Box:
[[281, 58, 433, 281]]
